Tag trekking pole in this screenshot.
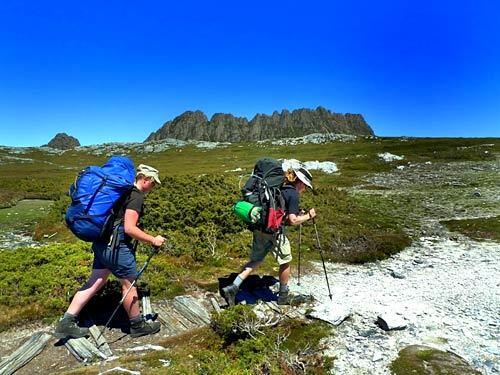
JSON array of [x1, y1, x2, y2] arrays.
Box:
[[312, 218, 333, 301], [297, 223, 302, 286], [98, 245, 162, 341]]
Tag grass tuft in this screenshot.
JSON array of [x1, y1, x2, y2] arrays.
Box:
[[441, 216, 500, 242]]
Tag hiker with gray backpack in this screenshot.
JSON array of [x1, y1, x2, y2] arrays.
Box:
[[223, 158, 316, 306], [55, 159, 165, 339]]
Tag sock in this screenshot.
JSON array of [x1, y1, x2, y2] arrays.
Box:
[[62, 312, 77, 321], [279, 283, 289, 294], [233, 275, 244, 288]]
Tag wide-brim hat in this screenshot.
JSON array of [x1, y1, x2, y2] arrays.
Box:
[[295, 167, 313, 189], [137, 164, 161, 185]]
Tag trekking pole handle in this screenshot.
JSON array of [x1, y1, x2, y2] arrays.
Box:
[[151, 233, 169, 249], [308, 208, 316, 222]]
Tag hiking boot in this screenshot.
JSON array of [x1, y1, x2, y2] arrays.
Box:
[[54, 315, 89, 339], [130, 319, 161, 338], [277, 292, 313, 306], [221, 284, 239, 307]]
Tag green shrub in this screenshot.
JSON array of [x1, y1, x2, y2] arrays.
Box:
[[209, 308, 334, 374], [34, 171, 413, 265], [0, 189, 23, 208], [0, 175, 70, 205], [303, 185, 412, 263], [210, 305, 258, 343], [0, 242, 92, 330], [142, 174, 243, 234]]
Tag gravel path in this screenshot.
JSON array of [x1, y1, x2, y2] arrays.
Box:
[[291, 235, 500, 374]]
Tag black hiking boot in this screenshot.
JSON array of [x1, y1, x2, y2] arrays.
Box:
[[54, 315, 89, 339], [221, 284, 239, 307], [277, 291, 313, 306], [130, 319, 161, 338]]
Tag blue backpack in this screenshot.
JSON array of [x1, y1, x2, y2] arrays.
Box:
[[65, 156, 135, 242]]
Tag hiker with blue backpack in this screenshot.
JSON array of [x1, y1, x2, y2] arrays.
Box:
[[55, 160, 165, 339], [223, 158, 316, 306]]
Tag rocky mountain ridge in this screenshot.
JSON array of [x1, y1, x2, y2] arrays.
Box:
[[146, 106, 374, 142]]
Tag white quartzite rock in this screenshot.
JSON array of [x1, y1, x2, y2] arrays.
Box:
[[282, 158, 339, 174], [307, 302, 351, 326], [376, 312, 408, 331], [378, 152, 404, 162]]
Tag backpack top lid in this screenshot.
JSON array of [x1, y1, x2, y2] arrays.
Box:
[[252, 157, 284, 188], [101, 156, 136, 185]]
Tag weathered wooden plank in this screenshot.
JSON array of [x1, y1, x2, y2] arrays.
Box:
[[171, 303, 205, 326], [162, 303, 198, 330], [0, 332, 52, 375], [179, 295, 211, 318], [263, 301, 305, 320], [154, 306, 188, 336], [253, 302, 280, 321], [169, 304, 200, 329], [209, 297, 221, 314], [154, 306, 178, 336], [65, 337, 107, 362], [88, 325, 113, 358], [172, 296, 211, 325], [265, 301, 281, 313]]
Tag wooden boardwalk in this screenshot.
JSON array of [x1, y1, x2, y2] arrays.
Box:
[[0, 294, 307, 373], [0, 332, 52, 375], [0, 294, 221, 373]]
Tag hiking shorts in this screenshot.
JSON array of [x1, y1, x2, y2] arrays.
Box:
[[251, 230, 292, 265], [92, 241, 138, 279]]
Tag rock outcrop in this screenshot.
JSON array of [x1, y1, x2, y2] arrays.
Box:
[[44, 133, 80, 149], [145, 106, 374, 142], [390, 345, 481, 374]]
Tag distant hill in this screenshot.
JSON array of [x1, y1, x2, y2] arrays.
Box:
[[145, 106, 375, 142], [43, 133, 80, 149]]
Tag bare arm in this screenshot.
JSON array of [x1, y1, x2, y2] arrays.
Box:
[[124, 209, 164, 246], [288, 208, 316, 226]]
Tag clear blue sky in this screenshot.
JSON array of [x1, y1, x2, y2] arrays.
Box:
[[0, 1, 499, 146]]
